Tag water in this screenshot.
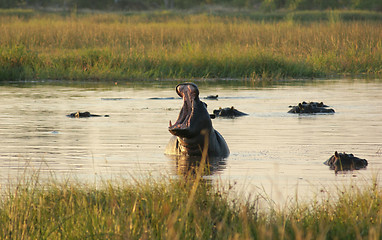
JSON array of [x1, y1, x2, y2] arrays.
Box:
[[0, 79, 381, 204]]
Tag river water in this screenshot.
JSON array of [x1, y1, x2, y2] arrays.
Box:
[[0, 79, 381, 204]]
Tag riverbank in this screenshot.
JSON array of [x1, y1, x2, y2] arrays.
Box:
[[0, 169, 381, 239], [0, 9, 381, 81]]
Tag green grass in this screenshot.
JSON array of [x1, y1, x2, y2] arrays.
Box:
[[0, 10, 381, 81], [0, 168, 381, 239]]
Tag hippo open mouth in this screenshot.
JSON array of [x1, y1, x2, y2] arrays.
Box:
[[166, 82, 229, 157], [168, 83, 208, 138]]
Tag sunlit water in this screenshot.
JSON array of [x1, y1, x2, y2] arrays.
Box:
[[0, 79, 381, 205]]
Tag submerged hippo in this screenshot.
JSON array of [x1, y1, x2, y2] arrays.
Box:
[[288, 101, 335, 114], [324, 151, 368, 173], [204, 95, 218, 100], [67, 111, 109, 118], [212, 106, 248, 118], [166, 83, 229, 157]]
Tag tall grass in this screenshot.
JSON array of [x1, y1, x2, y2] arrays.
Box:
[[0, 11, 381, 81], [0, 169, 381, 239]]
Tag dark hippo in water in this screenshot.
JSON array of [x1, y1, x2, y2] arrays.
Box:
[[288, 101, 335, 114], [166, 83, 229, 157], [212, 106, 248, 118], [67, 111, 109, 118], [324, 151, 368, 173], [204, 95, 218, 100]]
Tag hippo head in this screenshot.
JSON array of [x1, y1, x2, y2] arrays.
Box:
[[169, 83, 212, 139]]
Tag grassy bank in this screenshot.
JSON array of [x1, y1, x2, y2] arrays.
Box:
[[0, 10, 381, 81], [0, 171, 381, 239]]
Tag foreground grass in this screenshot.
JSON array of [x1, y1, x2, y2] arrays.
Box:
[[0, 10, 381, 81], [0, 170, 381, 239]]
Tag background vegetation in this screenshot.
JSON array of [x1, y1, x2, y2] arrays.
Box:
[[0, 9, 381, 81], [0, 0, 381, 11]]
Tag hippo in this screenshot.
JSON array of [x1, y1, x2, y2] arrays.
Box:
[[212, 106, 248, 118], [67, 111, 109, 118], [288, 101, 335, 114], [165, 83, 229, 157], [324, 151, 368, 173], [204, 95, 218, 100]]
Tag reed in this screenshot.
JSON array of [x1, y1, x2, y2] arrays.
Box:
[[0, 10, 381, 81], [0, 169, 381, 239]]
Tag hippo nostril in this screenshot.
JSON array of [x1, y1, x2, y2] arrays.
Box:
[[176, 86, 182, 97]]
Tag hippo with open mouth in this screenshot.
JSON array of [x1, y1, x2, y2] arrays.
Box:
[[165, 83, 229, 157]]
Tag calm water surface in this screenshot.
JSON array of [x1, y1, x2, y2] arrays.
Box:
[[0, 79, 381, 204]]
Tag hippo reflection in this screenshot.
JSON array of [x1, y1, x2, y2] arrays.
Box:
[[288, 101, 335, 114], [165, 83, 229, 157], [324, 151, 368, 173], [170, 155, 226, 177]]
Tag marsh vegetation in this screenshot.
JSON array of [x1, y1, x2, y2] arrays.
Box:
[[0, 169, 381, 239], [0, 9, 381, 81], [1, 0, 381, 11]]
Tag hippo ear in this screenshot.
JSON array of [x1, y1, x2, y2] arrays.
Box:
[[231, 106, 234, 110], [335, 151, 339, 158], [298, 103, 303, 109]]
